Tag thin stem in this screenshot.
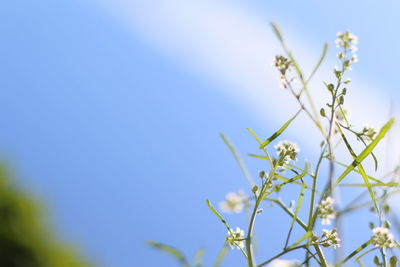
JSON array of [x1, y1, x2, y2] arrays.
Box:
[[257, 245, 305, 267], [286, 79, 326, 137], [246, 159, 283, 267], [307, 148, 326, 234], [265, 198, 328, 266], [246, 206, 258, 267]]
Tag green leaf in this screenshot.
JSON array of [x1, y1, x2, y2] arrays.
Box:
[[147, 241, 190, 267], [274, 175, 304, 187], [247, 128, 274, 168], [206, 200, 248, 259], [354, 247, 376, 263], [390, 256, 398, 267], [337, 118, 395, 184], [206, 200, 231, 232], [334, 160, 385, 184], [247, 128, 263, 144], [307, 43, 328, 83], [284, 177, 307, 248], [259, 110, 301, 149], [373, 255, 380, 265], [288, 231, 312, 249], [248, 153, 271, 161], [339, 240, 371, 265], [212, 245, 228, 267], [336, 124, 379, 212], [339, 183, 399, 187], [194, 248, 205, 267], [270, 22, 284, 44], [273, 163, 309, 189], [220, 133, 254, 187]]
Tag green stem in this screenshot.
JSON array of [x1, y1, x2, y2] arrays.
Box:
[[266, 198, 328, 267], [257, 245, 305, 267], [246, 201, 259, 267], [307, 149, 326, 234]]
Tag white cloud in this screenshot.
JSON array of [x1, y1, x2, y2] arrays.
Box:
[[89, 0, 398, 171]]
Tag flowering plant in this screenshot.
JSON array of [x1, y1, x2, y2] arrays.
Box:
[[148, 23, 399, 267]]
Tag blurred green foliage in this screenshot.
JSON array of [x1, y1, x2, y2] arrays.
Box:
[[0, 164, 92, 267]]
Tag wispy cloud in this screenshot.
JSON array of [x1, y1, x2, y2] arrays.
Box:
[[90, 0, 398, 170]]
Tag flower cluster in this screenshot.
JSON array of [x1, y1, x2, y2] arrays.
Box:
[[335, 107, 349, 124], [320, 229, 341, 249], [219, 191, 248, 213], [317, 197, 336, 225], [371, 227, 396, 248], [272, 55, 292, 89], [335, 31, 358, 70], [274, 140, 299, 164], [273, 55, 291, 75], [226, 227, 245, 249], [360, 124, 377, 142]]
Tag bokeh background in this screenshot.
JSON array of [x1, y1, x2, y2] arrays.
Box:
[[1, 0, 400, 266]]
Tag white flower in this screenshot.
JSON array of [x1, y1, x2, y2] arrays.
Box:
[[318, 197, 336, 225], [226, 227, 245, 249], [268, 259, 300, 267], [275, 140, 300, 164], [360, 124, 377, 142], [335, 108, 349, 123], [321, 229, 341, 249], [273, 55, 291, 75], [219, 191, 248, 213], [336, 31, 358, 49], [371, 227, 395, 248], [335, 31, 358, 71], [350, 44, 358, 53]]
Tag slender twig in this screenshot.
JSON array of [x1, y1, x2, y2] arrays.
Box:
[[257, 245, 306, 267]]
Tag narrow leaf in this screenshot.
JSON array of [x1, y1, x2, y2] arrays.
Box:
[[248, 153, 270, 161], [390, 256, 398, 267], [270, 22, 284, 43], [259, 110, 301, 149], [206, 200, 231, 232], [339, 183, 399, 187], [288, 232, 312, 249], [339, 240, 371, 265], [274, 163, 309, 189], [247, 128, 274, 167], [220, 133, 254, 187], [247, 128, 263, 144], [336, 124, 379, 212], [337, 118, 395, 184], [307, 43, 328, 83], [284, 178, 307, 248], [194, 248, 205, 267], [213, 245, 229, 267], [206, 200, 248, 259], [147, 241, 190, 267], [335, 160, 385, 184]]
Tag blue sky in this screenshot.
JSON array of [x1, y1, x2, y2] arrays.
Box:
[[0, 1, 400, 266]]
